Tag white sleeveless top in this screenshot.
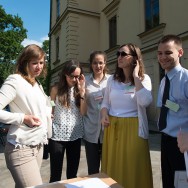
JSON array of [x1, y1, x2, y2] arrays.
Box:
[[51, 87, 83, 141]]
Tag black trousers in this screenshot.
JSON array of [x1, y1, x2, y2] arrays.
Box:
[[43, 144, 49, 159], [161, 133, 185, 188], [49, 138, 81, 182], [84, 139, 102, 175]]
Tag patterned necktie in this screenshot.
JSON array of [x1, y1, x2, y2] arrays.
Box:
[[158, 75, 170, 131]]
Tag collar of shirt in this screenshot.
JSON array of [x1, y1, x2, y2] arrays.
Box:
[[89, 74, 108, 84], [167, 64, 182, 81]]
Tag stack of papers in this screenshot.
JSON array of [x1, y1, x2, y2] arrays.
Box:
[[65, 178, 111, 188]]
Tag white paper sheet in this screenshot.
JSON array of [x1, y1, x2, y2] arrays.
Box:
[[174, 171, 188, 188], [65, 178, 111, 188], [184, 151, 188, 178]]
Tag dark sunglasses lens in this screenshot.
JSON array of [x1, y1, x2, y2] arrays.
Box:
[[121, 52, 127, 57], [116, 51, 121, 57], [117, 51, 128, 57]]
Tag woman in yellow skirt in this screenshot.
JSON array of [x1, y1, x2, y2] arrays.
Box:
[[101, 43, 153, 188]]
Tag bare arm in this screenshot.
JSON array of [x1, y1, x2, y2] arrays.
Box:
[[101, 107, 110, 127], [77, 74, 87, 115], [50, 86, 58, 115], [133, 60, 144, 92]]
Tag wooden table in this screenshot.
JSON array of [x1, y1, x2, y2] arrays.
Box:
[[28, 173, 123, 188]]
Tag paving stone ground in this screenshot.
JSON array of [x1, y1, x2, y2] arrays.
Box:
[[0, 132, 162, 188]]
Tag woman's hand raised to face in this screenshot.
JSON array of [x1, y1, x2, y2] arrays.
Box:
[[77, 74, 85, 97], [133, 60, 139, 78]]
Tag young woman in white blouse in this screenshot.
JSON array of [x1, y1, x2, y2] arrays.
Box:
[[0, 44, 52, 188], [49, 60, 87, 182], [101, 43, 153, 188]]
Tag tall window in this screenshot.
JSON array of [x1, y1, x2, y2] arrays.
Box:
[[56, 37, 59, 61], [145, 0, 159, 30], [56, 0, 60, 19], [109, 16, 117, 48]]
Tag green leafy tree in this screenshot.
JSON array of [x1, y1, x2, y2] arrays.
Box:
[[0, 5, 27, 86], [39, 39, 51, 95]]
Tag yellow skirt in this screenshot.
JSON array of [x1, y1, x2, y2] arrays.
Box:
[[101, 116, 153, 188]]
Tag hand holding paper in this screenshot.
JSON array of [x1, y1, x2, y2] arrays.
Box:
[[177, 131, 188, 179], [177, 132, 188, 153]]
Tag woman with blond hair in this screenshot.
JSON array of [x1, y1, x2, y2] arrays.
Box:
[[0, 44, 52, 188]]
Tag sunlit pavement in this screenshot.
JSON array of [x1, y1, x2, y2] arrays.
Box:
[[0, 132, 162, 188]]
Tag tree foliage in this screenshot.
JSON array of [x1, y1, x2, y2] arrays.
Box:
[[0, 5, 27, 86], [0, 6, 51, 94], [40, 39, 51, 95]]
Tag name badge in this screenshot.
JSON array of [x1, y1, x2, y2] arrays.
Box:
[[93, 91, 103, 101], [50, 100, 56, 107], [125, 85, 135, 94], [165, 99, 179, 112]]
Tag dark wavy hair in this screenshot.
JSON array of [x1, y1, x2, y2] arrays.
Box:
[[89, 51, 108, 74], [15, 44, 47, 85], [114, 43, 145, 85], [57, 60, 83, 108]]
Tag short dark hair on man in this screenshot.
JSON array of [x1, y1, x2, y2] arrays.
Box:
[[158, 34, 182, 47]]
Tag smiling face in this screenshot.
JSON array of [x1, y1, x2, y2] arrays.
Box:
[[66, 67, 81, 87], [28, 56, 45, 79], [91, 54, 106, 76], [157, 41, 183, 72]]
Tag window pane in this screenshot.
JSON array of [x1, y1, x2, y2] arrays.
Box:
[[145, 0, 159, 30], [109, 16, 117, 48], [56, 0, 60, 19], [56, 37, 59, 60]]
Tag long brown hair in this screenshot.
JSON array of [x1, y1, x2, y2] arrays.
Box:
[[114, 43, 145, 85], [15, 44, 47, 85], [57, 60, 83, 108]]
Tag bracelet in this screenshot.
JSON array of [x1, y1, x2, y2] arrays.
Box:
[[80, 96, 85, 100]]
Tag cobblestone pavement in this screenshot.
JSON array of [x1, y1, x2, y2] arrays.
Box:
[[0, 132, 162, 188]]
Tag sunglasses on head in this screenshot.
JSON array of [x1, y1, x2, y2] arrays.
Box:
[[116, 51, 132, 58]]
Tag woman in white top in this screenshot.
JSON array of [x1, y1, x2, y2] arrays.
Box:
[[0, 44, 52, 188], [83, 51, 110, 175], [49, 60, 87, 182], [101, 43, 153, 188]]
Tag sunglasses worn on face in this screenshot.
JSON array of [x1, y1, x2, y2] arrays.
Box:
[[116, 51, 132, 58], [67, 75, 81, 80]]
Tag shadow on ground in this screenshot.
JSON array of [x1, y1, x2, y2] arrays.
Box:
[[149, 130, 161, 151]]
